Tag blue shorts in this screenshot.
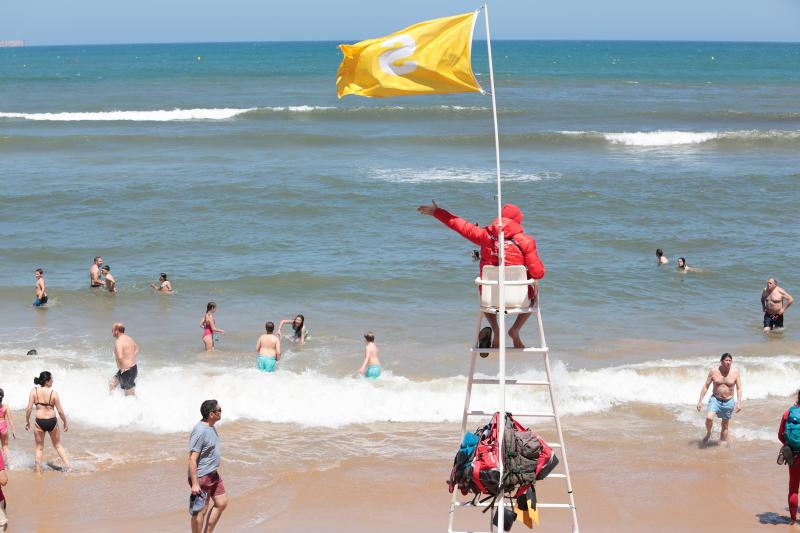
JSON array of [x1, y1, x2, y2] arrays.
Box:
[[257, 355, 277, 372], [708, 395, 735, 419], [365, 365, 382, 380]]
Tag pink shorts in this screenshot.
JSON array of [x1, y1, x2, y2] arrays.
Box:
[[189, 472, 225, 497]]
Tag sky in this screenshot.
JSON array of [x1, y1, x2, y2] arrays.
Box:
[[2, 0, 799, 46]]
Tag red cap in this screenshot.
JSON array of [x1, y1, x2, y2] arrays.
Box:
[[501, 204, 523, 223]]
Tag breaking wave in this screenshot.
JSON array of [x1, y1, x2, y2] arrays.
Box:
[[0, 105, 490, 122], [1, 353, 797, 433]]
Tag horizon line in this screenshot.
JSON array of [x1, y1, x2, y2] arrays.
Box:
[[6, 37, 800, 48]]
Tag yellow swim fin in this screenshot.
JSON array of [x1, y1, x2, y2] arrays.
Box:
[[514, 502, 534, 528], [528, 506, 540, 527], [514, 486, 540, 528]]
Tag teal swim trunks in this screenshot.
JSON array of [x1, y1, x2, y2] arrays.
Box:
[[257, 355, 277, 372], [365, 365, 382, 380]]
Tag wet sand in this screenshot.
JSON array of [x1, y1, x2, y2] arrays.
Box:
[[3, 409, 794, 532]]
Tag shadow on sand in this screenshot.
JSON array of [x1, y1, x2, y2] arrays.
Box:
[[690, 438, 728, 449], [756, 511, 793, 525]]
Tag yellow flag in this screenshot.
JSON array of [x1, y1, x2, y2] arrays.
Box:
[[336, 11, 483, 98]]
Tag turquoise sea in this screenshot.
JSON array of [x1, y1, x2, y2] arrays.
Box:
[[0, 41, 798, 439]]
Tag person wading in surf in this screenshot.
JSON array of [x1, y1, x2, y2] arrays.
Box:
[[696, 353, 743, 446], [762, 278, 793, 332], [109, 323, 139, 396]]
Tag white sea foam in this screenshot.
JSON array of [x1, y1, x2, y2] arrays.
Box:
[[561, 129, 799, 147], [0, 104, 488, 122], [0, 108, 256, 121], [4, 354, 798, 434], [268, 105, 335, 112], [604, 131, 719, 146], [371, 167, 562, 184]]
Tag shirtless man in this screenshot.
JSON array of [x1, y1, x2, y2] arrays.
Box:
[[110, 323, 139, 396], [656, 248, 668, 265], [90, 256, 104, 288], [761, 278, 793, 332], [33, 268, 48, 307], [101, 265, 116, 293], [696, 353, 743, 445], [358, 332, 382, 379], [255, 322, 281, 373]]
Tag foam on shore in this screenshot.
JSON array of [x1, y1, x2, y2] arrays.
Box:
[[4, 353, 797, 435]]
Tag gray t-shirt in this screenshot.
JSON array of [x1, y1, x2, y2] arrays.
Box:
[[189, 421, 221, 477]]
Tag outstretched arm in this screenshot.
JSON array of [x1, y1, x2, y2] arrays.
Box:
[[696, 372, 713, 411], [418, 200, 487, 246]]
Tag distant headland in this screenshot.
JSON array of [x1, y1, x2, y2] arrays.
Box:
[[0, 40, 25, 47]]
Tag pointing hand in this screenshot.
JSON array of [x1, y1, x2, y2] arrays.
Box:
[[417, 199, 439, 216]]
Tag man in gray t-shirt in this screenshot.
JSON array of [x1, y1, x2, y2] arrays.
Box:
[[188, 399, 228, 533]]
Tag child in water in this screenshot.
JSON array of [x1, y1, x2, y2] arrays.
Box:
[[358, 332, 382, 380]]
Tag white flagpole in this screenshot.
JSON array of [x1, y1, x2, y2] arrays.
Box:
[[483, 4, 507, 531]]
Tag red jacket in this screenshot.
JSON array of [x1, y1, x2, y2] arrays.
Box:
[[433, 207, 545, 282]]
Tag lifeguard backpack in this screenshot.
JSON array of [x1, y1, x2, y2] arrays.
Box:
[[786, 406, 800, 451], [448, 412, 558, 497]]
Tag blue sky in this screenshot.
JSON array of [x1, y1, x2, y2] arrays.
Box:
[[3, 0, 799, 45]]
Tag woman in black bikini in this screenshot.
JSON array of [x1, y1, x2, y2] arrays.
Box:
[[24, 371, 71, 473]]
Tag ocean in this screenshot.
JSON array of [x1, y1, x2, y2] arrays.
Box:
[[0, 42, 799, 524]]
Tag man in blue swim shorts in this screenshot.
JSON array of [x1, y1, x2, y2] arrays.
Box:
[[696, 353, 743, 445], [255, 322, 281, 372]]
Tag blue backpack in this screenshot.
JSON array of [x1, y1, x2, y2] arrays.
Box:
[[786, 406, 800, 451], [448, 431, 481, 495]]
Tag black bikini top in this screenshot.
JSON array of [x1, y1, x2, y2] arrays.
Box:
[[34, 389, 54, 408]]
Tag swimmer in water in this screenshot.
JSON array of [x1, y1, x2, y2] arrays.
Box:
[[358, 331, 382, 380], [279, 314, 307, 344], [33, 268, 48, 307], [90, 256, 104, 288], [201, 302, 224, 352], [656, 248, 668, 265], [677, 257, 693, 272], [101, 265, 116, 292], [255, 322, 281, 372], [150, 273, 172, 293]]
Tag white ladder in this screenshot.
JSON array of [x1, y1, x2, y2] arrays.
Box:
[[447, 277, 579, 533]]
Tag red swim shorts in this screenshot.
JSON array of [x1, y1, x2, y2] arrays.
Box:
[[188, 471, 226, 497]]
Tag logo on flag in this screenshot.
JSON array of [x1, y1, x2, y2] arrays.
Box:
[[336, 11, 483, 98]]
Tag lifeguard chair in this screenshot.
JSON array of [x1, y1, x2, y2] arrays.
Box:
[[447, 265, 579, 533]]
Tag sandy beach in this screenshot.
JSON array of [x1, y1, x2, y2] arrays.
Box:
[[2, 406, 796, 532]]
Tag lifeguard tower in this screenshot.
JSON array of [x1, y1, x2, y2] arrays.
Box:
[[447, 265, 579, 532]]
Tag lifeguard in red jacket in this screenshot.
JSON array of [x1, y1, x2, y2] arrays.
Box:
[[417, 200, 545, 349]]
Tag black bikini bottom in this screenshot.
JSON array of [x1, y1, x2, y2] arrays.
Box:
[[36, 418, 57, 432]]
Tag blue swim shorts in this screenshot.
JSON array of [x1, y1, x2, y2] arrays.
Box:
[[365, 365, 382, 380], [257, 355, 277, 372], [707, 395, 735, 419]]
